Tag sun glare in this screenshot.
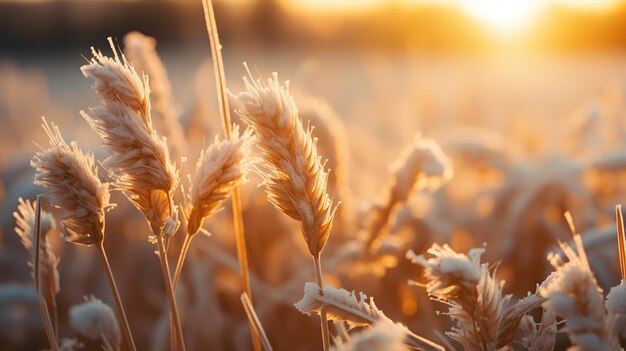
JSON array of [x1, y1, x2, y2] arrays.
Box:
[[457, 0, 543, 34]]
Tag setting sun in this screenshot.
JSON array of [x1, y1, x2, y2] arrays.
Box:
[[457, 0, 542, 34]]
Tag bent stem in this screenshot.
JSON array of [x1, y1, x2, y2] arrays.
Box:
[[96, 243, 137, 351], [201, 0, 261, 350], [156, 233, 187, 351], [33, 195, 58, 351], [173, 233, 194, 290], [241, 293, 273, 351], [313, 255, 330, 351]]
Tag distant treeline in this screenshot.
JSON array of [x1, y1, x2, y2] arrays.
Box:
[[1, 0, 626, 54]]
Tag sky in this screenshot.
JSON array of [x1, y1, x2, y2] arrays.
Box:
[[284, 0, 623, 33]]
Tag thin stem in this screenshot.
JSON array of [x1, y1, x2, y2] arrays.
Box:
[[156, 234, 187, 351], [313, 255, 330, 351], [33, 195, 58, 351], [241, 293, 273, 351], [363, 191, 395, 255], [201, 0, 261, 350], [173, 234, 194, 290], [96, 243, 137, 351], [616, 205, 626, 280]]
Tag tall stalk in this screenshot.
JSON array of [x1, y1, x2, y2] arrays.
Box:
[[33, 195, 58, 351], [157, 232, 186, 351], [96, 243, 137, 351], [201, 0, 261, 349], [313, 255, 330, 350], [173, 233, 194, 290]]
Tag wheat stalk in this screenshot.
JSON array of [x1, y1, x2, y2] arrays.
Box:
[[31, 118, 136, 351], [241, 293, 273, 351], [235, 66, 339, 349], [33, 195, 58, 351], [605, 205, 626, 342], [200, 0, 261, 349]]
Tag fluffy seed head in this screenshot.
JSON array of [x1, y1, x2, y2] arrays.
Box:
[[81, 38, 149, 119], [407, 244, 482, 297], [31, 119, 113, 246], [186, 125, 253, 236], [333, 319, 409, 351], [14, 197, 56, 251], [69, 296, 121, 348], [408, 244, 514, 350], [390, 138, 452, 204], [81, 38, 179, 236], [13, 197, 59, 295], [606, 281, 626, 340], [235, 67, 338, 256], [540, 237, 617, 350]]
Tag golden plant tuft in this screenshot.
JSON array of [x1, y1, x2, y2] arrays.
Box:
[[234, 67, 338, 257], [31, 118, 113, 246], [80, 38, 179, 236]]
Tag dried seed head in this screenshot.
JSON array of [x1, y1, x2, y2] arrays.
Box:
[[408, 244, 508, 350], [235, 67, 338, 256], [81, 38, 179, 237], [13, 197, 59, 297], [333, 319, 409, 351], [81, 38, 149, 119], [540, 237, 617, 350], [186, 125, 253, 235], [407, 244, 482, 297], [14, 197, 56, 251], [31, 119, 113, 246], [389, 138, 452, 204], [606, 281, 626, 340], [69, 296, 121, 348]]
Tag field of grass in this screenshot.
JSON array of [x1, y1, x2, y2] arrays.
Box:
[[3, 1, 626, 350]]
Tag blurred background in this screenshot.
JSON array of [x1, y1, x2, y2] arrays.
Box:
[[3, 0, 626, 350]]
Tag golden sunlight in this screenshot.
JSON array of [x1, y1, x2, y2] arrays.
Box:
[[457, 0, 542, 34]]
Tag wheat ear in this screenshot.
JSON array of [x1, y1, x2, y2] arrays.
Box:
[[235, 67, 339, 350], [173, 126, 253, 289], [81, 38, 185, 351], [540, 215, 619, 350], [201, 1, 260, 349], [32, 119, 136, 351], [407, 244, 519, 350], [364, 138, 451, 255], [295, 283, 444, 351]]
